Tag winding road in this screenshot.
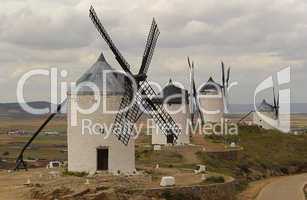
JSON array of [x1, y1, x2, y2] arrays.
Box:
[[256, 173, 307, 200]]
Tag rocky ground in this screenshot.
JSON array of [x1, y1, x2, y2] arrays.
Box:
[[0, 166, 232, 200]]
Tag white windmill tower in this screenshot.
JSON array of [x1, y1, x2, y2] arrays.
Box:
[[199, 62, 230, 123], [67, 53, 137, 175], [253, 87, 280, 130], [151, 79, 190, 145]]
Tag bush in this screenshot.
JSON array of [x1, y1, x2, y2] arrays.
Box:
[[62, 170, 88, 177], [161, 191, 200, 200], [203, 176, 225, 184], [235, 179, 249, 192], [27, 156, 36, 160]]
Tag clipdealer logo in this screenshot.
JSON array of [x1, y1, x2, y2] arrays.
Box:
[[254, 67, 291, 133]]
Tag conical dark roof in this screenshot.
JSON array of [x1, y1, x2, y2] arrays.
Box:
[[200, 77, 222, 94], [74, 52, 125, 95], [258, 99, 275, 112], [153, 79, 188, 104]]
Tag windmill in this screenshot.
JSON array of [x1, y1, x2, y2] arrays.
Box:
[[198, 61, 230, 123], [150, 79, 190, 145], [89, 6, 181, 145], [248, 87, 280, 129], [239, 88, 280, 125], [221, 61, 231, 113], [187, 57, 204, 126], [14, 6, 181, 171]]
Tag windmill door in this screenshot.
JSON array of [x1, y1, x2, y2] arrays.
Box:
[[166, 134, 175, 144], [97, 148, 108, 170]]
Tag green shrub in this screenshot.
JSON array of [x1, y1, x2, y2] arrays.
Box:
[[27, 156, 36, 160], [62, 170, 88, 177], [161, 191, 200, 200], [203, 176, 225, 184], [235, 178, 249, 192]]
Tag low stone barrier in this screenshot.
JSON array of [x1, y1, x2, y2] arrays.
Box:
[[126, 179, 237, 200]]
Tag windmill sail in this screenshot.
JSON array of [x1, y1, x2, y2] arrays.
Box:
[[90, 6, 181, 145], [139, 18, 160, 76], [192, 62, 205, 124], [89, 6, 131, 73], [221, 61, 225, 92], [188, 57, 196, 119], [221, 62, 230, 113], [226, 67, 230, 89], [273, 87, 279, 120], [188, 57, 204, 125]]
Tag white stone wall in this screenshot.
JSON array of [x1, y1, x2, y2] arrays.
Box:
[[253, 112, 275, 130], [152, 104, 190, 145], [67, 94, 135, 175], [199, 95, 224, 123]]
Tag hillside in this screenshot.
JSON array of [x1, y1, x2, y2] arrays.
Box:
[[0, 102, 66, 118], [198, 126, 307, 191], [230, 103, 307, 114]]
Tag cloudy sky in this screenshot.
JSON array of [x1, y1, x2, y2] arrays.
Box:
[[0, 0, 306, 104]]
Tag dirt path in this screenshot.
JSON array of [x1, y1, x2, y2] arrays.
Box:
[[256, 173, 307, 200], [238, 174, 307, 200], [237, 176, 283, 200]]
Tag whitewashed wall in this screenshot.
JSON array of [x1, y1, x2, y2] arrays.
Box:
[[67, 94, 135, 175], [253, 112, 276, 130], [152, 104, 190, 145], [199, 96, 224, 123]]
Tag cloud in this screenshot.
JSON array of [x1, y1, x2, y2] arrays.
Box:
[[0, 0, 306, 104]]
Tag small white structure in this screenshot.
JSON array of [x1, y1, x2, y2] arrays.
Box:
[[151, 79, 190, 145], [253, 99, 276, 130], [46, 161, 62, 169], [153, 145, 162, 151], [199, 77, 224, 123], [160, 176, 175, 187], [67, 53, 136, 175], [44, 131, 59, 135], [230, 142, 236, 148], [194, 164, 206, 174]]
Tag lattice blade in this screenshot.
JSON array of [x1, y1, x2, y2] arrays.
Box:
[[112, 79, 143, 145], [89, 6, 131, 73], [138, 18, 160, 75], [226, 67, 230, 88], [192, 62, 205, 124], [136, 81, 181, 140], [221, 61, 225, 89]]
